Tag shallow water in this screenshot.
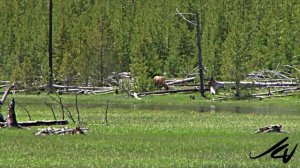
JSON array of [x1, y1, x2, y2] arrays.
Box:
[[97, 102, 300, 115]]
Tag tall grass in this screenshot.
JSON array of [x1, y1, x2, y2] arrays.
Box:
[[0, 93, 300, 167]]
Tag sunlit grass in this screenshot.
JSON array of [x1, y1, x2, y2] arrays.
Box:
[[0, 93, 300, 167]]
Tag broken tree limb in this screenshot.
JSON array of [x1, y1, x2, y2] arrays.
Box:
[[48, 94, 76, 123], [16, 102, 32, 121], [0, 83, 15, 106], [45, 102, 57, 120]]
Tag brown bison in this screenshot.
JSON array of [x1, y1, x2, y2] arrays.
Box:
[[153, 76, 169, 90]]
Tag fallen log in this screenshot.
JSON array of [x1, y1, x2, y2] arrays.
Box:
[[53, 84, 113, 90], [0, 81, 10, 85], [138, 88, 199, 96], [0, 120, 69, 127], [56, 88, 113, 95], [252, 87, 300, 98], [172, 84, 210, 87], [166, 77, 195, 85], [0, 85, 7, 89], [209, 77, 299, 92]]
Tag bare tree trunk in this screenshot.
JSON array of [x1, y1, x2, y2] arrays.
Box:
[[48, 0, 53, 93], [196, 12, 205, 97], [6, 99, 18, 127], [235, 79, 241, 97]]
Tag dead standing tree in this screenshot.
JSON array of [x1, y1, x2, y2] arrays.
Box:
[[6, 99, 19, 127], [175, 9, 205, 97]]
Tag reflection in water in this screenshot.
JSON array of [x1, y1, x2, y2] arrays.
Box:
[[100, 103, 299, 115]]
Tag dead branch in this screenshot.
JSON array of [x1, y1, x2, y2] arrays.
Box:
[[45, 102, 57, 120], [15, 101, 32, 121], [75, 94, 81, 124], [48, 94, 76, 123], [175, 8, 196, 25]]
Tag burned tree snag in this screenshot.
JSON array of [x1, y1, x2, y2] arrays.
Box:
[[6, 99, 19, 127], [196, 12, 205, 97], [48, 0, 54, 93], [0, 98, 69, 128]]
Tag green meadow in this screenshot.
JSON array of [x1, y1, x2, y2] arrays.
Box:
[[1, 93, 300, 167]]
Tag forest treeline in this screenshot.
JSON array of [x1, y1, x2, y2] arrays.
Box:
[[0, 0, 300, 91]]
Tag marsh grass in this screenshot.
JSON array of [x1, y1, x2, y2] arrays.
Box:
[[0, 93, 300, 167]]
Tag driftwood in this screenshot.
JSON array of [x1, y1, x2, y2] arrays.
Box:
[[35, 126, 88, 136]]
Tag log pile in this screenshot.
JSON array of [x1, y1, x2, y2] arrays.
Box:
[[35, 126, 88, 136]]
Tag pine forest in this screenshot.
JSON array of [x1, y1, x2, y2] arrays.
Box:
[[0, 0, 300, 92]]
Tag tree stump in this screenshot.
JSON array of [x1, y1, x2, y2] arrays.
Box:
[[6, 99, 19, 127]]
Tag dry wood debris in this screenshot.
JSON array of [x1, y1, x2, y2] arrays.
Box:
[[255, 125, 288, 133], [35, 126, 88, 136]]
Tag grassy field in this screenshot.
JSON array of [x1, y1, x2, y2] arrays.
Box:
[[1, 93, 300, 167]]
